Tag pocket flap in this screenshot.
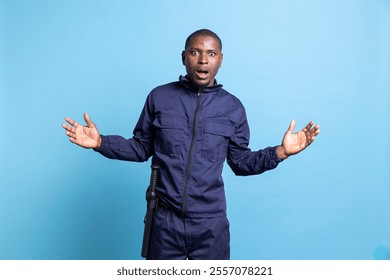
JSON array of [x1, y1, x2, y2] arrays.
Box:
[[204, 119, 235, 137], [153, 115, 186, 129]]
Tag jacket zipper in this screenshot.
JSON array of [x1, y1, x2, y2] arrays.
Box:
[[181, 91, 201, 215]]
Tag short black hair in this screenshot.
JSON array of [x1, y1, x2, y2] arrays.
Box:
[[184, 29, 222, 51]]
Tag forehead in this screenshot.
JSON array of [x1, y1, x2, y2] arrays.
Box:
[[186, 35, 221, 51]]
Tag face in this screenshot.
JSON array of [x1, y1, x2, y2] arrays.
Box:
[[182, 35, 223, 89]]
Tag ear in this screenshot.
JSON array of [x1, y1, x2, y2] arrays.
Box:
[[181, 51, 186, 66], [219, 52, 223, 68]]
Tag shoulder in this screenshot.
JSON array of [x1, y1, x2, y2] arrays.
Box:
[[145, 81, 185, 111], [145, 81, 182, 103], [218, 88, 245, 110], [150, 81, 182, 95]]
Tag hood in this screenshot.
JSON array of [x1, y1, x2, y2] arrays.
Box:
[[179, 75, 223, 93]]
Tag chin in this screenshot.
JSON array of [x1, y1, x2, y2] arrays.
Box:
[[194, 79, 212, 88], [188, 75, 213, 89], [197, 82, 210, 88]]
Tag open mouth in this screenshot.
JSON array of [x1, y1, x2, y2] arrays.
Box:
[[196, 69, 209, 78]]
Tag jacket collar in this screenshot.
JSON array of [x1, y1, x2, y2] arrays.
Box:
[[179, 75, 223, 93]]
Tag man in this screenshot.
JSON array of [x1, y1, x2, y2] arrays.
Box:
[[62, 29, 320, 260]]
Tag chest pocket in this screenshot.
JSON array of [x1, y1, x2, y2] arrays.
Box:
[[202, 119, 235, 162], [152, 115, 187, 158]]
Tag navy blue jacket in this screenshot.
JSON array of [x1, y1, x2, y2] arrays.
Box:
[[95, 76, 282, 218]]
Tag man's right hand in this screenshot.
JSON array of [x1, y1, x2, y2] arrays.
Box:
[[62, 113, 102, 149]]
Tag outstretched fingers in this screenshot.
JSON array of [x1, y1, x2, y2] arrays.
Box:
[[62, 123, 74, 134], [62, 117, 79, 143], [308, 123, 320, 136], [306, 123, 320, 144], [63, 126, 76, 142], [302, 121, 314, 133], [67, 134, 77, 144], [83, 113, 95, 128], [66, 117, 79, 127]]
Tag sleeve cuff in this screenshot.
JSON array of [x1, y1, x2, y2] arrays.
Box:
[[271, 146, 284, 163], [93, 135, 106, 152]]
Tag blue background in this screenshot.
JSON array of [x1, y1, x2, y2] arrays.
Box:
[[1, 0, 389, 260]]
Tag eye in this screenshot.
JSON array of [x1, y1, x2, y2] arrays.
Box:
[[190, 50, 199, 56], [208, 52, 216, 57]]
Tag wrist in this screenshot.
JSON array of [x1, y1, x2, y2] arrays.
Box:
[[276, 145, 288, 160], [95, 136, 102, 149]]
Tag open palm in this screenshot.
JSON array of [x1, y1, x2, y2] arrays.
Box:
[[62, 113, 102, 149], [283, 120, 320, 157]]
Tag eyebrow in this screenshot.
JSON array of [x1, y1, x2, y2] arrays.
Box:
[[188, 47, 219, 52]]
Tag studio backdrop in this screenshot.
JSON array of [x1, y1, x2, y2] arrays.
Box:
[[0, 0, 389, 259]]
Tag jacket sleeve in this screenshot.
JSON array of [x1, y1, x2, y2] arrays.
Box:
[[93, 93, 155, 162], [226, 108, 283, 176]]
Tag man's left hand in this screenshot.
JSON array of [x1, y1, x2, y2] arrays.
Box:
[[276, 120, 320, 160]]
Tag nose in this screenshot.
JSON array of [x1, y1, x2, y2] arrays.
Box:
[[198, 53, 208, 64]]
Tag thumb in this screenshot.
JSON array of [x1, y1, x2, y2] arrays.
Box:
[[287, 119, 296, 134], [84, 112, 96, 128]]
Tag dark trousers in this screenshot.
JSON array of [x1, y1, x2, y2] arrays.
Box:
[[147, 207, 230, 260]]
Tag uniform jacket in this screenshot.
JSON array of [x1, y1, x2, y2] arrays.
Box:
[[95, 75, 282, 218]]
